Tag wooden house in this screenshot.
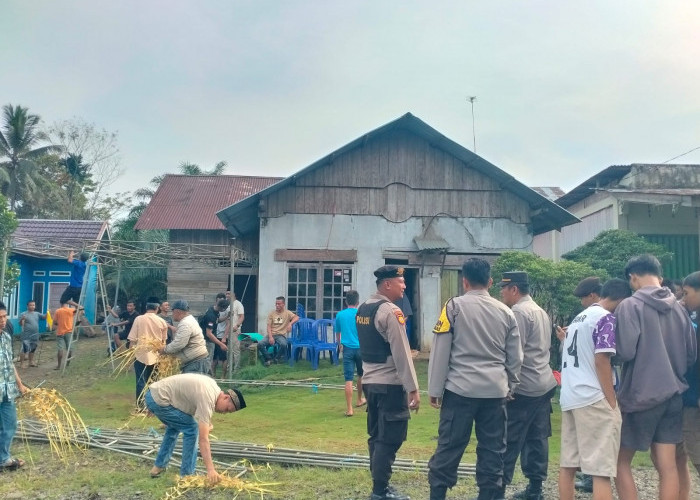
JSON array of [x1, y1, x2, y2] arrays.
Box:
[[217, 113, 579, 349], [134, 175, 282, 326]]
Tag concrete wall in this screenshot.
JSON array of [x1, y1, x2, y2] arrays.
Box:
[[257, 213, 532, 350]]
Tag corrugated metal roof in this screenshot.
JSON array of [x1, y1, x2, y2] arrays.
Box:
[[414, 236, 451, 251], [604, 188, 700, 196], [217, 113, 580, 236], [556, 165, 633, 208], [531, 186, 566, 202], [135, 175, 283, 230], [14, 219, 108, 240]]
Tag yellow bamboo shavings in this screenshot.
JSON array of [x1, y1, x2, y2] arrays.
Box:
[[17, 388, 89, 461], [161, 470, 278, 500]]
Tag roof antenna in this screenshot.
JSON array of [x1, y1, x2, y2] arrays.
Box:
[[467, 96, 477, 153]]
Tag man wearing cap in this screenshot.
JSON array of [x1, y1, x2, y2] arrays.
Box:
[[145, 373, 246, 482], [161, 300, 210, 375], [357, 265, 420, 500], [428, 258, 522, 500], [127, 300, 168, 412], [499, 271, 558, 500]]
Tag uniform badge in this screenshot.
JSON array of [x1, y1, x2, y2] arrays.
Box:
[[433, 305, 452, 334], [394, 310, 405, 325]]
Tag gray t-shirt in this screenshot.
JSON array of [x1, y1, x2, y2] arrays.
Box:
[[20, 311, 42, 341]]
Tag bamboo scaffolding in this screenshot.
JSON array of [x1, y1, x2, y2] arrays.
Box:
[[18, 420, 475, 477]]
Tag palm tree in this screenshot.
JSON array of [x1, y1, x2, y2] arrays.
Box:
[[61, 153, 94, 219], [134, 160, 228, 203], [178, 160, 227, 176], [0, 104, 62, 210]]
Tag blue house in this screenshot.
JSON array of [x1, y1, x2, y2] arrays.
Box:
[[6, 219, 110, 333]]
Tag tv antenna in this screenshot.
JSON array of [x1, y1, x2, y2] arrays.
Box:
[[467, 96, 477, 152]]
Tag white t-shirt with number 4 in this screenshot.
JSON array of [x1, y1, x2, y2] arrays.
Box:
[[560, 304, 617, 411]]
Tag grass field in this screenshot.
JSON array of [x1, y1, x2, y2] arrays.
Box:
[[1, 335, 654, 500]]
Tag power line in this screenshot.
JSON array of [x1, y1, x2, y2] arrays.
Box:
[[661, 145, 700, 164]]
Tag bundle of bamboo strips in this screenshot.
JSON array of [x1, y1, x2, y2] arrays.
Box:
[[17, 388, 89, 460], [162, 468, 278, 500]]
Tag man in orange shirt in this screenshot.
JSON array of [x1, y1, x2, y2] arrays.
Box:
[[53, 302, 77, 370]]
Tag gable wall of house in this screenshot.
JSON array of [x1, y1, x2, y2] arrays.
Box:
[[263, 130, 531, 224]]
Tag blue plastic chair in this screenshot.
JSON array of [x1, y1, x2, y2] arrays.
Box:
[[289, 318, 316, 367], [312, 318, 339, 368]]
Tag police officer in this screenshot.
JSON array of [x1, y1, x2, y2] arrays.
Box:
[[357, 265, 420, 500], [427, 258, 522, 500], [499, 271, 558, 500]]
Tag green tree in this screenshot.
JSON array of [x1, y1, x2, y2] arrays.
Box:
[[0, 194, 19, 298], [491, 251, 605, 367], [562, 229, 673, 279], [60, 153, 95, 219], [48, 118, 124, 219], [134, 160, 228, 202], [105, 204, 168, 307], [0, 104, 62, 210]]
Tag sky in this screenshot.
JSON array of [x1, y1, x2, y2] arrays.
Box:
[[2, 1, 700, 205]]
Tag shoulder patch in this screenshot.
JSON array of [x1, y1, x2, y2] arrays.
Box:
[[433, 305, 452, 334], [393, 310, 405, 325]]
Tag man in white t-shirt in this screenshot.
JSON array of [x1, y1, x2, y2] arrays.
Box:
[[558, 278, 631, 500], [220, 290, 245, 373], [145, 373, 246, 482]]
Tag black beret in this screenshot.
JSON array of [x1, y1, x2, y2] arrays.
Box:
[[374, 265, 405, 280], [497, 271, 529, 287]]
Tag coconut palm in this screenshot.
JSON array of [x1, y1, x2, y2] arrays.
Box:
[[0, 104, 63, 210], [134, 160, 228, 202]]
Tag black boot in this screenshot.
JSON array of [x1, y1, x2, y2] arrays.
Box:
[[430, 485, 447, 500], [512, 483, 544, 500], [369, 485, 410, 500]]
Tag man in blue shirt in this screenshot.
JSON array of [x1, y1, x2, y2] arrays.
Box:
[[335, 290, 366, 416], [59, 251, 88, 307]]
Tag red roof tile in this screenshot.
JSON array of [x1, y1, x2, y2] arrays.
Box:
[[135, 175, 282, 230]]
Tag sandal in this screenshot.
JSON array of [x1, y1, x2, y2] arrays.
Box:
[[344, 411, 353, 417], [355, 399, 367, 408], [1, 458, 25, 471], [150, 466, 165, 478]]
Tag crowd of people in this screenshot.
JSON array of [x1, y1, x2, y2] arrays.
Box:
[[1, 249, 699, 500]]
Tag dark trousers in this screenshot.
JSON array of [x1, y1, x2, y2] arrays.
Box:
[[428, 390, 507, 491], [134, 360, 154, 408], [502, 388, 555, 486], [363, 383, 410, 490]]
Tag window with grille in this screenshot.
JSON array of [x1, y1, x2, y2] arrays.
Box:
[[287, 264, 353, 320]]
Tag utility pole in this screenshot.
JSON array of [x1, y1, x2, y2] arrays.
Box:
[[467, 96, 477, 152]]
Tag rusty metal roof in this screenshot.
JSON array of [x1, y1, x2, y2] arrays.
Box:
[[135, 175, 283, 230], [531, 186, 566, 202]]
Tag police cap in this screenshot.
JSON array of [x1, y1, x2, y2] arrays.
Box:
[[374, 265, 404, 281], [497, 271, 529, 287]]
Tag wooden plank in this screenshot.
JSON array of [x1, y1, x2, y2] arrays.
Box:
[[274, 249, 357, 262]]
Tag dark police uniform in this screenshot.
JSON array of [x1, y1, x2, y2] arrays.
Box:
[[427, 285, 522, 500], [358, 266, 419, 500]]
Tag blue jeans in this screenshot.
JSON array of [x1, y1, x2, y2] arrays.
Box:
[[259, 334, 288, 362], [145, 390, 199, 476], [0, 395, 18, 464]]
